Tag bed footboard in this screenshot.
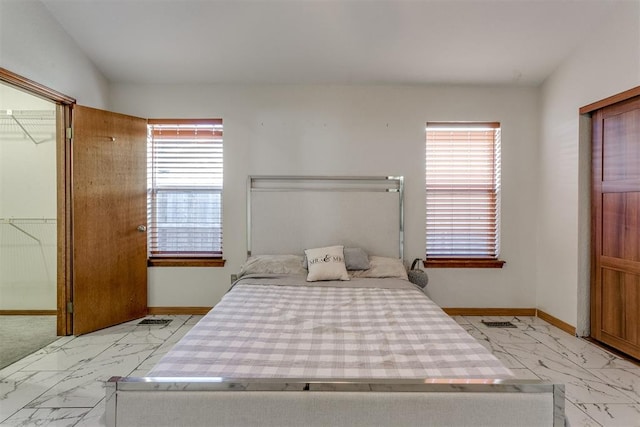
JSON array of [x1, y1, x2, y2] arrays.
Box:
[[106, 377, 564, 427]]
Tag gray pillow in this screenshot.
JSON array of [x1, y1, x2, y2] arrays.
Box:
[[343, 247, 370, 270], [303, 247, 370, 270]]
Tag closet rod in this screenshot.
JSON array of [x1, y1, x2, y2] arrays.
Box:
[[0, 217, 55, 283], [9, 114, 46, 144], [0, 109, 56, 145], [1, 218, 56, 243], [7, 223, 40, 243], [0, 217, 56, 222]]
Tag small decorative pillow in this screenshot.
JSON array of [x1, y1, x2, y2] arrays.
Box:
[[305, 245, 350, 282]]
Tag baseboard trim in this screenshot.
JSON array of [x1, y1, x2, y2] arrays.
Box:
[[148, 307, 212, 315], [442, 307, 577, 335], [0, 310, 57, 315], [536, 309, 576, 336], [442, 308, 537, 316]]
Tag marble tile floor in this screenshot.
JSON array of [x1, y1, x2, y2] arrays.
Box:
[[1, 314, 639, 426]]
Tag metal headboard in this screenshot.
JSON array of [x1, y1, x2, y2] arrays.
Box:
[[247, 175, 404, 259]]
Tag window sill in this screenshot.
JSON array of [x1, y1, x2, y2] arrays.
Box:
[[148, 258, 226, 267], [424, 259, 505, 269]]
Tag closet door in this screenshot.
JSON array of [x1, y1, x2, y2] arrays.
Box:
[[592, 95, 640, 359], [72, 105, 148, 335]]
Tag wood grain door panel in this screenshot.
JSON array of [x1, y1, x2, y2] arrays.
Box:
[[600, 268, 624, 338], [600, 267, 640, 355], [602, 109, 640, 181], [602, 192, 640, 261], [600, 268, 640, 342], [72, 105, 147, 335], [592, 95, 640, 360]]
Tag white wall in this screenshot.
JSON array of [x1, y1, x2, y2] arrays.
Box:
[[0, 0, 109, 109], [111, 83, 540, 308], [537, 2, 640, 332]]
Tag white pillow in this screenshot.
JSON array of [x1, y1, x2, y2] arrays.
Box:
[[305, 245, 350, 282]]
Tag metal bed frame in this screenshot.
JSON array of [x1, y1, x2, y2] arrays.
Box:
[[106, 175, 564, 426]]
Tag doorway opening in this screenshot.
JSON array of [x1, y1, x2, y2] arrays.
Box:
[[0, 82, 59, 367], [0, 67, 75, 337]]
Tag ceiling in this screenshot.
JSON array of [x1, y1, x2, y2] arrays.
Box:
[[40, 0, 622, 86]]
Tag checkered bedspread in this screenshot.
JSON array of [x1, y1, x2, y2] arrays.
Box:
[[148, 275, 512, 379]]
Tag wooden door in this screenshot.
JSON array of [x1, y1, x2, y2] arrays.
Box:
[[592, 95, 640, 359], [72, 105, 147, 335]]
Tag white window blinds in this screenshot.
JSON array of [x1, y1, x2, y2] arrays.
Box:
[[147, 119, 223, 257], [425, 122, 501, 259]]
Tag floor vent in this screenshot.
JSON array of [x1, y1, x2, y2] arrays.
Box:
[[481, 321, 517, 328], [138, 319, 172, 326]]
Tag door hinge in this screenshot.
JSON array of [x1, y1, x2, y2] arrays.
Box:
[[66, 127, 73, 139], [67, 301, 73, 313]]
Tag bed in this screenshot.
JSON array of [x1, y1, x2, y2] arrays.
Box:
[[106, 176, 564, 426]]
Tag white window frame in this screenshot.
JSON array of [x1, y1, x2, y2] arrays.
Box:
[[425, 122, 504, 268], [147, 119, 224, 266]]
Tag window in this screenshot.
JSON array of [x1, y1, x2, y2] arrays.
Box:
[[147, 119, 224, 266], [425, 122, 504, 268]]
